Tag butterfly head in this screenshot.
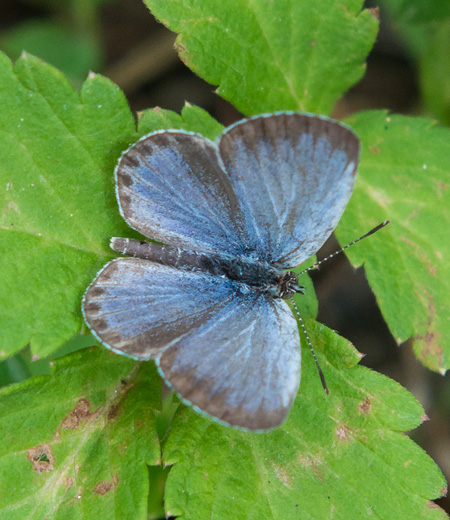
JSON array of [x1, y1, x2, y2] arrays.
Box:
[[277, 271, 304, 299]]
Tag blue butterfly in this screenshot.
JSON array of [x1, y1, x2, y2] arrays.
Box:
[[83, 112, 359, 430]]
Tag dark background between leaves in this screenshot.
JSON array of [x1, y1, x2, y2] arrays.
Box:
[[1, 0, 448, 514]]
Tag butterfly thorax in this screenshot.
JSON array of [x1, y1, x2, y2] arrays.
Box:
[[111, 237, 303, 299]]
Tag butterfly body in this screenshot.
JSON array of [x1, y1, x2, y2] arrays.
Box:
[[111, 237, 302, 299], [83, 112, 360, 430]]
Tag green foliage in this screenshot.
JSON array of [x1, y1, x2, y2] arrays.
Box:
[[380, 0, 450, 124], [338, 111, 450, 372], [0, 348, 161, 519], [0, 52, 137, 359], [0, 0, 448, 518], [0, 333, 93, 386], [138, 103, 225, 139], [144, 0, 379, 116], [420, 20, 450, 124], [1, 20, 102, 87], [0, 330, 446, 519], [163, 324, 446, 520]]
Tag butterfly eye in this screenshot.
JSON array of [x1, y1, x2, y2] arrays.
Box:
[[277, 272, 303, 299]]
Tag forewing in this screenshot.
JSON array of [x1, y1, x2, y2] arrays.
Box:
[[219, 113, 360, 267], [158, 294, 300, 431], [82, 258, 236, 359], [116, 131, 246, 255]]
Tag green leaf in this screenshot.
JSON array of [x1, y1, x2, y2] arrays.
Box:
[[138, 103, 224, 139], [337, 111, 450, 373], [0, 52, 137, 359], [144, 0, 378, 115], [380, 0, 450, 124], [379, 0, 450, 57], [0, 348, 161, 519], [163, 324, 446, 519], [0, 333, 93, 387], [420, 20, 450, 124], [0, 48, 318, 363], [1, 20, 102, 86]]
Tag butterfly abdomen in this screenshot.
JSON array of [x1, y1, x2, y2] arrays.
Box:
[[110, 237, 287, 294]]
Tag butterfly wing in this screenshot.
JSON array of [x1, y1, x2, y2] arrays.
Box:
[[116, 114, 358, 265], [158, 292, 300, 430], [83, 259, 300, 430], [115, 131, 247, 255], [218, 113, 360, 267], [90, 112, 357, 428], [83, 258, 235, 359]]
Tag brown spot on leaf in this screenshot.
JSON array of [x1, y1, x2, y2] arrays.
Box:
[[65, 477, 74, 492], [93, 481, 113, 495], [270, 463, 293, 489], [358, 397, 371, 414], [175, 42, 187, 58], [400, 237, 437, 277], [369, 146, 380, 154], [27, 444, 54, 473], [61, 398, 92, 429], [335, 424, 352, 441], [297, 455, 324, 481], [5, 201, 19, 214], [405, 209, 420, 224], [93, 475, 119, 495], [427, 501, 445, 511], [425, 332, 436, 346], [107, 404, 120, 420], [310, 41, 316, 46], [414, 290, 443, 367], [369, 7, 379, 19]]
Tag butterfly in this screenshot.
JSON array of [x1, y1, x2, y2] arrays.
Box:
[[82, 112, 360, 431]]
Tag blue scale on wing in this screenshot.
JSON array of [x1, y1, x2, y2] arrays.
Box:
[[158, 289, 300, 430], [218, 113, 359, 267], [83, 259, 236, 359], [116, 132, 250, 256], [83, 257, 300, 430]]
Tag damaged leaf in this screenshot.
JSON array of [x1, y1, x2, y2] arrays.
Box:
[[339, 111, 450, 373], [162, 324, 447, 520], [0, 348, 160, 519]]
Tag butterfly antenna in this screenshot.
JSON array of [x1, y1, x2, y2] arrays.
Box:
[[300, 220, 389, 275], [291, 298, 329, 395]]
